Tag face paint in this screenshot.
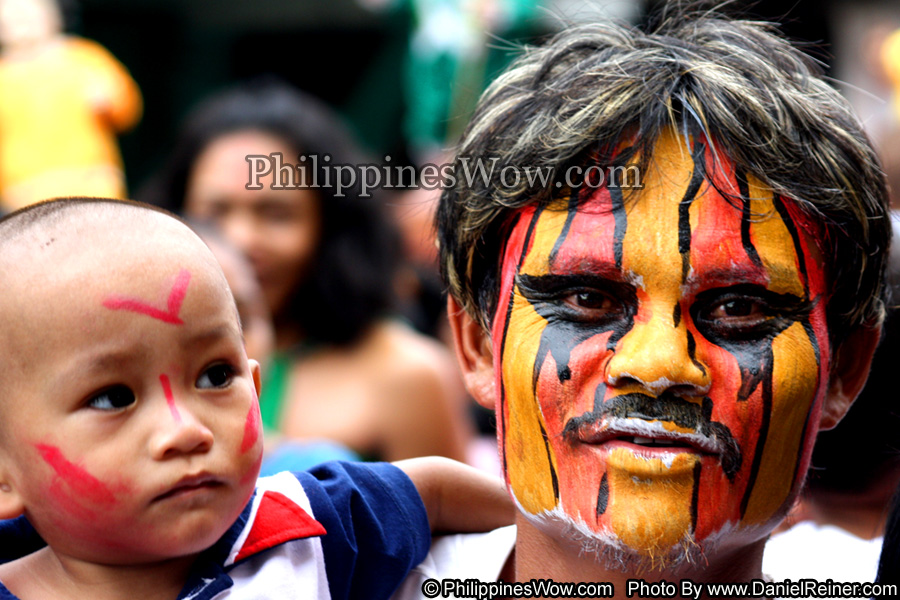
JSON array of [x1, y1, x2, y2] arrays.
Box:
[[159, 373, 182, 423], [240, 389, 261, 454], [35, 443, 118, 506], [494, 132, 829, 565], [102, 268, 191, 324]]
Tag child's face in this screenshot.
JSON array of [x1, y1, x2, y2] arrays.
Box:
[[0, 222, 263, 564]]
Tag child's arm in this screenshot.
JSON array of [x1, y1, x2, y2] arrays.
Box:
[[394, 457, 514, 534]]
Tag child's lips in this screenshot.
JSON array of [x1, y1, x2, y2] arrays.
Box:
[[153, 473, 224, 502]]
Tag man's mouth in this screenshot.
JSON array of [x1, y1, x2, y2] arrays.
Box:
[[563, 392, 743, 480], [621, 435, 695, 449], [571, 419, 722, 455]]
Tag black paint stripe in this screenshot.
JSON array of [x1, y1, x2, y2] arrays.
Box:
[[539, 419, 560, 501], [679, 141, 707, 282], [690, 460, 702, 533], [532, 195, 582, 389], [608, 170, 627, 271], [673, 303, 682, 328], [784, 321, 821, 501], [686, 330, 707, 377], [772, 195, 809, 289], [549, 189, 579, 268], [736, 167, 763, 268], [739, 347, 774, 519], [596, 472, 609, 517], [498, 207, 544, 480]]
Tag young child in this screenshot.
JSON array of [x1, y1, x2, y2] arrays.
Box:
[[0, 198, 511, 600]]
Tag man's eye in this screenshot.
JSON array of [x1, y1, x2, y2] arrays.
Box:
[[565, 291, 615, 311], [707, 298, 766, 322], [196, 364, 235, 389], [87, 386, 136, 411]]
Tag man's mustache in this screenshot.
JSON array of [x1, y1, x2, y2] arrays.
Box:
[[563, 392, 742, 480]]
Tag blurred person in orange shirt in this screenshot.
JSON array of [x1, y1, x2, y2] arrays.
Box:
[[0, 0, 141, 210]]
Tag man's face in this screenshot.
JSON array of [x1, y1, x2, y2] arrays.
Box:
[[0, 223, 263, 564], [493, 133, 830, 562]]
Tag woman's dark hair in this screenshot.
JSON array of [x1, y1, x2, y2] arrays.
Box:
[[138, 78, 400, 346]]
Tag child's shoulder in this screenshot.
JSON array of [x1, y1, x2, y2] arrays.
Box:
[[222, 464, 431, 600]]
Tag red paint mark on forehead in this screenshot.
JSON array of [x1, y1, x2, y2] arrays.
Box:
[[550, 189, 621, 275], [779, 196, 828, 295], [36, 444, 117, 506], [102, 269, 191, 325], [688, 165, 766, 286], [159, 374, 182, 423], [241, 389, 261, 454]]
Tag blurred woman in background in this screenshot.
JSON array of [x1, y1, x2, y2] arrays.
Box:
[[141, 79, 471, 462]]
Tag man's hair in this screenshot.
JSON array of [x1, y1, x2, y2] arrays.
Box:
[[437, 6, 891, 344]]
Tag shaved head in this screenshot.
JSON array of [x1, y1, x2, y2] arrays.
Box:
[[0, 198, 235, 418]]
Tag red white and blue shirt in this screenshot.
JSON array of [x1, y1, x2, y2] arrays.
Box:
[[0, 461, 431, 599]]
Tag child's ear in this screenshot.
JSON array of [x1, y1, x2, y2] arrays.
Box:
[[820, 325, 881, 430], [447, 296, 496, 409], [0, 467, 25, 520], [248, 359, 262, 400]]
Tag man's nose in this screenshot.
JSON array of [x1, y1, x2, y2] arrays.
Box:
[[605, 303, 710, 397]]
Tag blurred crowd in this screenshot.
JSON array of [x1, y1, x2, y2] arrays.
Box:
[[2, 0, 900, 584]]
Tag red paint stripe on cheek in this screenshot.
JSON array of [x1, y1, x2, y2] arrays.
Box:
[[35, 444, 117, 506], [241, 395, 261, 454], [241, 449, 264, 486], [159, 374, 182, 423]]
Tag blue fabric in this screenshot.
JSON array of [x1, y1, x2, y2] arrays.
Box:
[[259, 439, 360, 477], [300, 461, 432, 600]]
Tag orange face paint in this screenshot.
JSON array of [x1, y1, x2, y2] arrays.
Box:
[[493, 132, 829, 561]]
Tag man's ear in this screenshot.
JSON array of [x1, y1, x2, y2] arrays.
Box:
[[447, 296, 496, 409], [820, 325, 881, 431]]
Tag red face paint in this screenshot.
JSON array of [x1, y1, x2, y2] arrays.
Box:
[[36, 444, 117, 506], [102, 268, 191, 325], [159, 374, 182, 423], [241, 449, 264, 486], [240, 393, 261, 454]]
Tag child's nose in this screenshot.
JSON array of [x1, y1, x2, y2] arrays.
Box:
[[149, 384, 214, 460]]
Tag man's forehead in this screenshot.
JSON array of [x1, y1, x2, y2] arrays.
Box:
[[511, 141, 810, 293]]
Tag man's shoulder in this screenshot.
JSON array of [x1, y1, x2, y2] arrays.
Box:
[[391, 526, 517, 600]]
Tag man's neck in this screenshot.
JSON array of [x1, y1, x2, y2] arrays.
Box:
[[0, 547, 195, 600], [512, 514, 768, 600]]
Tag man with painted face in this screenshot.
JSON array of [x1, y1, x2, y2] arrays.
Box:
[[393, 6, 892, 597]]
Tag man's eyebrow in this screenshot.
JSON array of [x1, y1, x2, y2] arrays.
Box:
[[682, 265, 765, 288], [543, 256, 623, 280], [516, 273, 634, 297]]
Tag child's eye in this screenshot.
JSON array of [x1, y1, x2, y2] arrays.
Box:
[[196, 364, 235, 389], [87, 386, 136, 411]]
